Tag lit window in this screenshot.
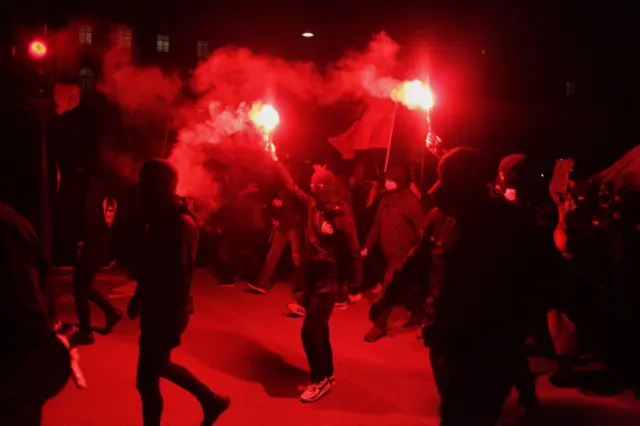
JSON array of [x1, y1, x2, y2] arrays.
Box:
[[566, 82, 576, 97], [157, 34, 169, 53], [79, 26, 92, 45], [118, 28, 132, 48], [79, 68, 96, 94], [197, 40, 209, 59]]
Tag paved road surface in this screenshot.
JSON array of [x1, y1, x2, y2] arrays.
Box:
[[44, 270, 640, 425]]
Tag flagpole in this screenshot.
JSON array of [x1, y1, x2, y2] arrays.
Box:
[[420, 149, 425, 187], [383, 102, 398, 173], [161, 117, 172, 158]]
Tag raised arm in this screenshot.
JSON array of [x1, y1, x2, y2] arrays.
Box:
[[275, 161, 314, 208]]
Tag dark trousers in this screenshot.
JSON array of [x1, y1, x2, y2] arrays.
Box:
[[73, 244, 116, 333], [513, 347, 538, 405], [300, 264, 338, 383], [430, 340, 517, 426], [137, 343, 219, 426], [301, 294, 336, 383], [217, 229, 269, 285], [369, 257, 424, 328], [255, 228, 302, 291]]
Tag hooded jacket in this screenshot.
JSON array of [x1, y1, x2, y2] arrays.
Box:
[[0, 202, 52, 368], [276, 163, 362, 293], [133, 197, 198, 342]]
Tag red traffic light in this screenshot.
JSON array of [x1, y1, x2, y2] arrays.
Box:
[[28, 39, 48, 59]]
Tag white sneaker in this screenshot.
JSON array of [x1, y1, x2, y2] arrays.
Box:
[[286, 303, 305, 317], [69, 348, 88, 389], [349, 293, 362, 303], [300, 378, 332, 403]]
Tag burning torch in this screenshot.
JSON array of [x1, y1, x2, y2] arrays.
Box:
[[249, 102, 280, 160], [390, 79, 442, 159]]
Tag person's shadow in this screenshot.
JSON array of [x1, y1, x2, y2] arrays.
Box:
[[184, 328, 308, 398]]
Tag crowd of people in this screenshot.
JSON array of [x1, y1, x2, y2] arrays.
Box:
[[2, 141, 639, 425]]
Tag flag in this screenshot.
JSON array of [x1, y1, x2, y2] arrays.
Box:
[[54, 83, 80, 115], [329, 98, 396, 159], [596, 145, 640, 190]]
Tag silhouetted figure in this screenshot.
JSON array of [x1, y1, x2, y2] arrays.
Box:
[[249, 189, 303, 294], [425, 148, 544, 426], [127, 160, 229, 426], [362, 165, 424, 342], [275, 162, 362, 403], [0, 202, 70, 426], [69, 177, 123, 346]]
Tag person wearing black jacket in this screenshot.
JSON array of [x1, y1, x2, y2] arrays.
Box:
[[422, 148, 544, 426], [69, 176, 123, 346], [127, 160, 229, 426], [494, 154, 561, 413], [248, 188, 303, 294], [0, 202, 71, 426], [275, 161, 362, 403], [362, 166, 424, 342]]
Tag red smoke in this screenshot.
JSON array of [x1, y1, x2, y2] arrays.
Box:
[[99, 31, 407, 214], [99, 45, 182, 114], [322, 32, 401, 103], [191, 47, 322, 106]]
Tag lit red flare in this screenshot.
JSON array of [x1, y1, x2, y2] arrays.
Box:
[[391, 80, 434, 111], [248, 102, 280, 139], [248, 102, 280, 159]]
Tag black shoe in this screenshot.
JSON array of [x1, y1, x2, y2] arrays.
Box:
[[364, 325, 387, 343], [69, 330, 95, 347], [105, 309, 123, 334], [517, 395, 540, 410], [202, 395, 230, 426], [549, 372, 578, 388]]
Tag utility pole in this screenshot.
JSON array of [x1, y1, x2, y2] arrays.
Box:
[[27, 37, 54, 258]]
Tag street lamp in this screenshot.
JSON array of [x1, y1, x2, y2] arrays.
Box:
[[302, 32, 314, 38]]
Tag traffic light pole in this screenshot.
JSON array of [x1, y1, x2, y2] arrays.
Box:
[[31, 97, 53, 259]]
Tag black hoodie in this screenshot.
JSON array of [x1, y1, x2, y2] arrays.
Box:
[[276, 163, 362, 294], [133, 197, 198, 343]]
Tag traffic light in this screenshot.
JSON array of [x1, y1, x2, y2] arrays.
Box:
[[25, 38, 53, 99], [28, 39, 48, 59]]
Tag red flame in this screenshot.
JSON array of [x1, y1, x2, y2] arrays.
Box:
[[391, 80, 435, 111]]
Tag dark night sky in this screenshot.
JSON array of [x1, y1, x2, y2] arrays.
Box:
[[3, 0, 638, 169]]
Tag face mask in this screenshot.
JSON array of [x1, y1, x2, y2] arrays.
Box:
[[384, 180, 398, 191], [504, 188, 517, 202], [103, 198, 117, 227]]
